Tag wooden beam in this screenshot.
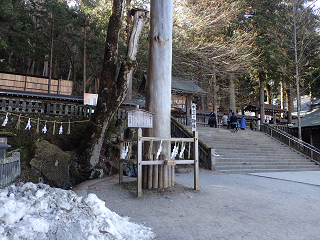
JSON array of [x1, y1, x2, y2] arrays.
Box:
[[137, 128, 142, 197], [194, 131, 199, 190]]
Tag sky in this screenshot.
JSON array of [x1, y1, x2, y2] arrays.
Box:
[[0, 182, 155, 240]]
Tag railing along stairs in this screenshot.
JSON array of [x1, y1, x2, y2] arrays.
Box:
[[261, 123, 320, 165], [171, 116, 213, 169]]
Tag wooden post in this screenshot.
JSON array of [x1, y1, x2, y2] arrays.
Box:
[[210, 148, 216, 170], [119, 133, 124, 184], [137, 128, 143, 197], [194, 131, 199, 190], [145, 0, 173, 189], [158, 155, 163, 188], [24, 75, 27, 91], [152, 157, 158, 188]]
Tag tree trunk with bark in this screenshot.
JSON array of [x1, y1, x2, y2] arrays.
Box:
[[286, 83, 293, 124], [212, 65, 218, 123], [145, 0, 173, 189], [83, 18, 87, 94], [280, 81, 285, 119], [48, 13, 54, 93], [79, 0, 148, 170], [229, 72, 236, 113], [259, 72, 265, 123]]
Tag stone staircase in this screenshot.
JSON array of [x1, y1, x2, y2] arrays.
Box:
[[187, 126, 320, 173]]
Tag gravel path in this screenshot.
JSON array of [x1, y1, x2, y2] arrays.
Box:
[[82, 169, 320, 240]]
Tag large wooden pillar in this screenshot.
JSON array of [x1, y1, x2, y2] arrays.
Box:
[[145, 0, 173, 189]]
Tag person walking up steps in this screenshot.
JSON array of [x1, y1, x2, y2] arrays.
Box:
[[240, 116, 246, 130], [222, 113, 228, 129], [230, 112, 238, 132]]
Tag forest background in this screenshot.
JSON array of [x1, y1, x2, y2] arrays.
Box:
[[1, 0, 320, 186], [1, 0, 320, 116]]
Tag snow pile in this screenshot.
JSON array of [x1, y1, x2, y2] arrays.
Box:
[[0, 182, 155, 240]]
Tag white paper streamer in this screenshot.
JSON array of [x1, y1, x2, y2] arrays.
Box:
[[156, 140, 163, 160], [25, 118, 31, 130], [171, 143, 179, 160], [42, 122, 47, 133], [2, 113, 8, 126], [179, 142, 185, 159], [121, 143, 129, 159], [59, 124, 63, 134]]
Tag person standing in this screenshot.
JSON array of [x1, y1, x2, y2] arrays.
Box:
[[252, 119, 257, 131], [240, 116, 246, 130], [222, 113, 228, 129], [230, 112, 238, 131], [208, 111, 217, 128], [257, 118, 261, 131], [228, 109, 233, 129]]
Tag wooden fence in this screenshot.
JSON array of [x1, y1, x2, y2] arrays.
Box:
[[0, 152, 20, 188], [0, 72, 73, 95], [0, 97, 95, 118], [119, 128, 199, 197]]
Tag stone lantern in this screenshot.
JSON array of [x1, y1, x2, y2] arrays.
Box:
[[0, 130, 14, 159]]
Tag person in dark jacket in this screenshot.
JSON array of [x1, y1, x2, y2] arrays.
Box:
[[230, 112, 238, 131], [208, 111, 217, 128]]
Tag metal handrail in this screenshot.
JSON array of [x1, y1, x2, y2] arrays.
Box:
[[261, 123, 320, 165]]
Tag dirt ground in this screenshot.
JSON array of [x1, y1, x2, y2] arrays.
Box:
[[82, 168, 320, 240]]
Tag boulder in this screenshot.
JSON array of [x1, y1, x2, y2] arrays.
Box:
[[30, 141, 70, 189]]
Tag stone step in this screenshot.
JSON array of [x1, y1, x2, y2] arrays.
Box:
[[215, 161, 320, 167], [215, 157, 314, 164], [214, 164, 319, 171], [183, 124, 320, 173], [216, 152, 307, 157], [216, 167, 320, 174]]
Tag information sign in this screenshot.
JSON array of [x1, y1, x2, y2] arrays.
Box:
[[191, 103, 196, 131], [127, 109, 153, 128]]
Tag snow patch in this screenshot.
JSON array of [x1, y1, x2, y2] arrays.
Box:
[[0, 182, 155, 240]]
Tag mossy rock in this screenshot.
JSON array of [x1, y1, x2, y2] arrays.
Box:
[[30, 141, 70, 189]]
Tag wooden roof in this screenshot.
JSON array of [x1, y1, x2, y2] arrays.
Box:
[[244, 102, 286, 114]]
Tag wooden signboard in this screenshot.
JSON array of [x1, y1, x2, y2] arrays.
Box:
[[191, 103, 196, 131], [127, 109, 153, 128]]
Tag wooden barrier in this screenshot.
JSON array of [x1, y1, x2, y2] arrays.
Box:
[[0, 97, 95, 118], [0, 152, 20, 188], [119, 128, 199, 197], [0, 72, 73, 95]]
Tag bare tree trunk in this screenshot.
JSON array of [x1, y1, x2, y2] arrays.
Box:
[[48, 13, 54, 93], [125, 9, 148, 100], [310, 84, 314, 104], [293, 3, 302, 140], [266, 84, 271, 104], [286, 83, 293, 124], [125, 0, 133, 100], [280, 81, 285, 119], [259, 72, 265, 123], [198, 66, 205, 110], [83, 18, 87, 94], [229, 72, 236, 113], [79, 0, 147, 169], [145, 0, 173, 189], [212, 65, 218, 123]]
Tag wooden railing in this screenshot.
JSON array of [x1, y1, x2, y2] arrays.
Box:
[[0, 97, 95, 118], [0, 152, 20, 188], [171, 116, 213, 169]]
